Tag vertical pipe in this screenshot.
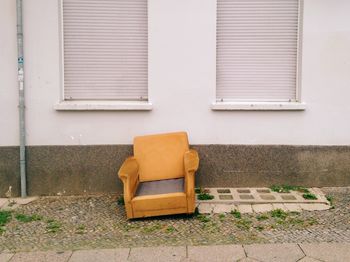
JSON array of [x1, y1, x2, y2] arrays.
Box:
[[16, 0, 27, 197]]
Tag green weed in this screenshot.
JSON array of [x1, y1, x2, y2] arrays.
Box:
[[166, 226, 176, 233], [0, 211, 12, 226], [302, 193, 317, 200], [255, 225, 264, 231], [235, 218, 252, 230], [117, 195, 125, 206], [75, 224, 86, 234], [230, 210, 242, 219], [270, 209, 288, 220], [270, 185, 310, 193], [143, 224, 161, 233], [46, 219, 61, 233], [197, 193, 214, 201], [197, 214, 210, 223], [15, 213, 42, 223], [219, 213, 226, 221], [256, 214, 269, 221]]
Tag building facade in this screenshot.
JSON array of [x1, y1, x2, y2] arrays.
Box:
[[1, 0, 350, 196]]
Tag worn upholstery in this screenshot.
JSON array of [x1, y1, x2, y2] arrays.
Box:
[[136, 178, 184, 196], [118, 132, 199, 219]]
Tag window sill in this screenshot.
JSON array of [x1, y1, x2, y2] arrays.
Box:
[[54, 101, 153, 111], [211, 102, 306, 111]]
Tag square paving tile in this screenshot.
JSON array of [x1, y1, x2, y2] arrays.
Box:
[[217, 189, 231, 194], [188, 245, 245, 262], [69, 248, 129, 262], [281, 195, 297, 200], [128, 246, 186, 262], [260, 194, 276, 200], [300, 243, 350, 262], [219, 195, 233, 200], [237, 189, 251, 193], [244, 244, 304, 262], [11, 251, 72, 262], [239, 194, 254, 200], [257, 189, 271, 193]]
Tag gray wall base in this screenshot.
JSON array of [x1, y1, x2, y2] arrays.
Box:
[[1, 145, 350, 197]]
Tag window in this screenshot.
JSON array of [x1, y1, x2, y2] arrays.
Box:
[[216, 0, 302, 104], [61, 0, 148, 101]]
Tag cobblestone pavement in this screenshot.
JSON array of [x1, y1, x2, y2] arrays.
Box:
[[0, 187, 349, 252]]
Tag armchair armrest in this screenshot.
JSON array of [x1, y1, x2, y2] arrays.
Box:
[[118, 157, 139, 203], [184, 149, 199, 173], [184, 149, 199, 213]]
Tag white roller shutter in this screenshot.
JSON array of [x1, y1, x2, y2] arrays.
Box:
[[62, 0, 148, 100], [216, 0, 301, 102]]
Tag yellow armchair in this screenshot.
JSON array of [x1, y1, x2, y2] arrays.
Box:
[[118, 132, 199, 219]]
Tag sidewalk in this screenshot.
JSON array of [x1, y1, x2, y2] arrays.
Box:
[[1, 243, 350, 262]]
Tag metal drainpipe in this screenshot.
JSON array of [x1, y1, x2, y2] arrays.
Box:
[[16, 0, 27, 197]]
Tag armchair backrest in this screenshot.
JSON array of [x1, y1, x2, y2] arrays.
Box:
[[134, 132, 189, 182]]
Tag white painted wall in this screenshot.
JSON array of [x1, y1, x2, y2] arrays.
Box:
[[1, 0, 350, 146]]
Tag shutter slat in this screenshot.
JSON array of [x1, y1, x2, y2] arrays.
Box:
[[63, 0, 148, 100], [217, 0, 300, 102]]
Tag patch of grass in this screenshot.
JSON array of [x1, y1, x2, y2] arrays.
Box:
[[255, 225, 264, 231], [270, 185, 310, 193], [302, 193, 317, 200], [326, 195, 335, 209], [195, 187, 201, 194], [256, 214, 269, 221], [201, 220, 218, 232], [197, 214, 210, 223], [197, 193, 214, 201], [270, 209, 288, 220], [219, 213, 226, 221], [117, 195, 125, 206], [143, 224, 161, 233], [235, 218, 252, 230], [288, 217, 304, 226], [75, 224, 86, 234], [0, 211, 12, 226], [166, 225, 176, 233], [230, 209, 241, 219], [46, 219, 61, 233], [196, 188, 213, 200], [305, 217, 318, 226], [15, 213, 42, 223]]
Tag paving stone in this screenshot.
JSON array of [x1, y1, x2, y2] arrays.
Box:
[[252, 204, 273, 213], [213, 204, 235, 214], [284, 203, 302, 212], [0, 199, 8, 209], [188, 244, 245, 262], [69, 248, 129, 262], [299, 204, 330, 211], [13, 197, 39, 205], [298, 257, 322, 262], [198, 203, 214, 214], [0, 253, 14, 262], [244, 244, 304, 262], [237, 204, 253, 214], [272, 203, 288, 211], [128, 246, 186, 262], [11, 251, 72, 262], [300, 243, 350, 262], [237, 258, 260, 262]]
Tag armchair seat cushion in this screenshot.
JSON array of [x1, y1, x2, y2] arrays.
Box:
[[135, 178, 184, 197]]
